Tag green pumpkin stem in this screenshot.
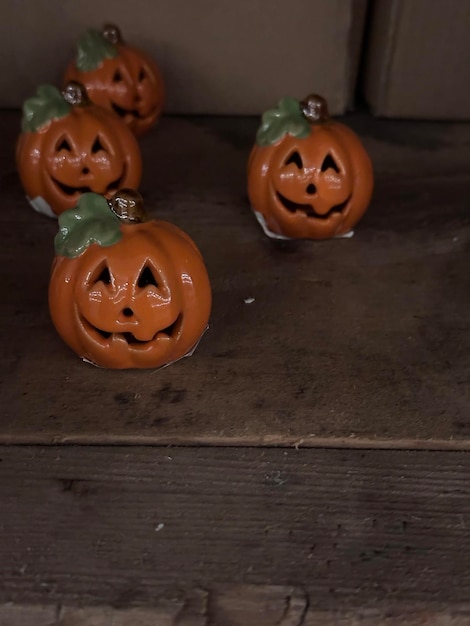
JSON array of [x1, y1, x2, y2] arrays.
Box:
[[62, 81, 91, 107], [108, 189, 147, 224], [54, 193, 123, 258], [75, 27, 118, 72], [21, 85, 71, 133], [300, 94, 330, 124], [255, 96, 311, 147]]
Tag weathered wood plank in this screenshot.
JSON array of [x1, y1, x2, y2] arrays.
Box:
[[1, 111, 470, 448], [58, 603, 194, 626], [0, 446, 469, 611], [0, 603, 57, 626], [2, 588, 469, 626]]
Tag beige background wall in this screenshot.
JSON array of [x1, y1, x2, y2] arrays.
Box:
[[0, 0, 367, 114], [363, 0, 470, 120]]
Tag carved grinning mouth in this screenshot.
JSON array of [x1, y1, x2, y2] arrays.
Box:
[[111, 102, 153, 120], [51, 168, 126, 197], [82, 313, 183, 347], [276, 192, 351, 219]]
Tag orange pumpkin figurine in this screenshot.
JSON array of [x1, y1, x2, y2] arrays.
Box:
[[49, 189, 212, 369], [16, 82, 142, 218], [247, 94, 373, 240], [64, 24, 165, 137]]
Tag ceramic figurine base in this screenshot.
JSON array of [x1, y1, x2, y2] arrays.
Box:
[[253, 210, 354, 241], [27, 195, 56, 219]]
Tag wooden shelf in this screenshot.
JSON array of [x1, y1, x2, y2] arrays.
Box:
[[1, 112, 469, 448], [1, 111, 470, 623]]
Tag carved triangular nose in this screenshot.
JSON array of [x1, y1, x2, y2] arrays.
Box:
[[122, 307, 134, 317], [306, 183, 317, 195]]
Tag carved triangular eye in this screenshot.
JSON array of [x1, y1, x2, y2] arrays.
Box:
[[56, 136, 72, 152], [91, 135, 106, 153], [95, 266, 111, 285], [138, 67, 146, 82], [321, 153, 340, 173], [137, 265, 158, 288], [285, 151, 303, 169], [113, 69, 123, 82]]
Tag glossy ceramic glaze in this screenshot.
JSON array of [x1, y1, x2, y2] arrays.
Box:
[[64, 24, 165, 137], [16, 83, 142, 218], [247, 94, 374, 240], [49, 189, 212, 369]]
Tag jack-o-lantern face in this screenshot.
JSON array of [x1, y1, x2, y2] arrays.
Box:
[[64, 25, 165, 137], [16, 83, 142, 217], [49, 190, 211, 369], [247, 95, 373, 240]]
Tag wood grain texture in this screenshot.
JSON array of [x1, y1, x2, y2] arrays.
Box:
[[1, 446, 469, 613], [1, 112, 470, 447]]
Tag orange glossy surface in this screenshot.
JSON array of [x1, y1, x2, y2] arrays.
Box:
[[247, 121, 373, 240], [16, 105, 142, 217], [49, 219, 211, 369], [64, 44, 165, 137]]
